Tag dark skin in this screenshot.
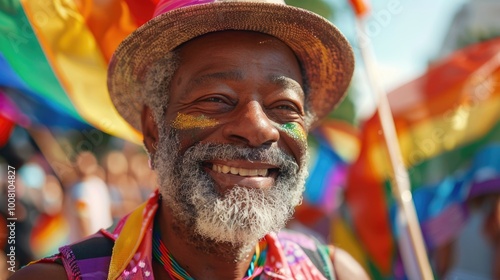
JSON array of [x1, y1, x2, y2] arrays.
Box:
[[10, 31, 369, 280]]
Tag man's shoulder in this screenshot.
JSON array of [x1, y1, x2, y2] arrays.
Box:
[[331, 246, 371, 280], [11, 231, 116, 280], [277, 229, 335, 279], [9, 262, 68, 280], [277, 229, 370, 280], [65, 230, 116, 257], [277, 228, 330, 255]]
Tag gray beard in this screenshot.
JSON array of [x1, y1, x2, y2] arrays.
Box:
[[154, 129, 308, 258]]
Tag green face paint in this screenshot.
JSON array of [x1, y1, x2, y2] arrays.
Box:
[[279, 122, 307, 143], [171, 113, 218, 130]]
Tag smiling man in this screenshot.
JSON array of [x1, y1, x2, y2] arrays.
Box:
[[10, 0, 369, 279]]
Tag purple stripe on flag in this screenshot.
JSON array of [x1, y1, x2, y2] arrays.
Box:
[[468, 178, 500, 198], [322, 165, 347, 213], [0, 90, 30, 127]]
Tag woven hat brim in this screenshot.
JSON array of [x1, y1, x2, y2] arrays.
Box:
[[108, 2, 355, 132]]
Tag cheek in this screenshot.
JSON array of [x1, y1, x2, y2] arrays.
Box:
[[175, 129, 203, 149], [171, 113, 219, 129], [277, 123, 307, 145], [275, 123, 308, 162], [169, 113, 221, 152]]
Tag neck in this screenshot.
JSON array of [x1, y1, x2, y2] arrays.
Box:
[[155, 202, 257, 279]]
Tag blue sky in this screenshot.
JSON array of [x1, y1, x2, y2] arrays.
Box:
[[327, 0, 468, 117]]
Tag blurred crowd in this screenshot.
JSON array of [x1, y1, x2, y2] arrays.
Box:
[[0, 127, 157, 278]]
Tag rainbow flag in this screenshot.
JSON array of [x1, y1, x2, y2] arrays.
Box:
[[0, 0, 161, 143], [293, 118, 360, 239], [306, 120, 360, 211], [30, 213, 70, 259], [343, 37, 500, 278]]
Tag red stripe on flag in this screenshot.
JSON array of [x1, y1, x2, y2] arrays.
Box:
[[124, 0, 158, 26], [0, 115, 15, 147]]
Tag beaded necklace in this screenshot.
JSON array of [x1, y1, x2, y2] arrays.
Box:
[[152, 228, 194, 279], [152, 226, 267, 279]]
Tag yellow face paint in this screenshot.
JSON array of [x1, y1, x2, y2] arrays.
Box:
[[279, 123, 307, 143], [171, 113, 218, 130]]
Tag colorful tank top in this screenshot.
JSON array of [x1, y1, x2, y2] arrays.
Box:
[[36, 190, 336, 280]]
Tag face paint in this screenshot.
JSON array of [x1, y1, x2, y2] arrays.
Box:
[[278, 123, 307, 143], [171, 113, 218, 130]]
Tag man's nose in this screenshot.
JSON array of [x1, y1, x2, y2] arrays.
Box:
[[222, 101, 280, 147]]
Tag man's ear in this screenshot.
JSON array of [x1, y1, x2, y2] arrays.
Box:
[[141, 105, 159, 155]]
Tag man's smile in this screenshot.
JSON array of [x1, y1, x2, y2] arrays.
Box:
[[211, 163, 269, 177], [203, 161, 279, 191]]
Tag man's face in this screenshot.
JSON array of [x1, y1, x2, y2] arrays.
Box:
[[146, 31, 309, 247]]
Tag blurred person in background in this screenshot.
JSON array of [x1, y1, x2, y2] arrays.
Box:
[[66, 151, 112, 242], [104, 150, 143, 222], [434, 184, 500, 279], [1, 157, 57, 274], [129, 152, 158, 201], [39, 175, 64, 217], [29, 174, 69, 260], [472, 193, 500, 279], [2, 161, 44, 268]]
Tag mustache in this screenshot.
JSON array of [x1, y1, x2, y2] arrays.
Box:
[[178, 143, 299, 174]]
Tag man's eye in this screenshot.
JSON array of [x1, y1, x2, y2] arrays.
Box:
[[276, 104, 296, 111], [195, 95, 234, 113], [273, 103, 301, 113], [203, 96, 227, 103]]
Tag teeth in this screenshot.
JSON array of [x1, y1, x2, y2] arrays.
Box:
[[211, 164, 269, 177], [239, 168, 249, 176], [247, 169, 258, 176]]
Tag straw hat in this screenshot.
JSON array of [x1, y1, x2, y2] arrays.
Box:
[[108, 0, 355, 130]]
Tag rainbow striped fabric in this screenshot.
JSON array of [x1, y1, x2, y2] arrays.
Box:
[[0, 0, 161, 143], [342, 37, 500, 278]]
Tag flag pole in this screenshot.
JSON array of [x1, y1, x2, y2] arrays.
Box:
[[347, 1, 434, 279]]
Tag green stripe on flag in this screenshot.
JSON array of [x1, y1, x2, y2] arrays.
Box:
[[0, 1, 82, 121], [409, 121, 500, 189]]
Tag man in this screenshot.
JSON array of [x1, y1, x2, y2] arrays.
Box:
[[11, 0, 369, 279]]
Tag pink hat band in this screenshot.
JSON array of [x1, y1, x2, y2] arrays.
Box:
[[154, 0, 286, 17]]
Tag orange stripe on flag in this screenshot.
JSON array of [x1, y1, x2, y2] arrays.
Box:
[[348, 0, 370, 17], [75, 0, 138, 62]]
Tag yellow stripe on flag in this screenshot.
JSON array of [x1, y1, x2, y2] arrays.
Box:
[[21, 0, 141, 143], [369, 93, 500, 180]]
